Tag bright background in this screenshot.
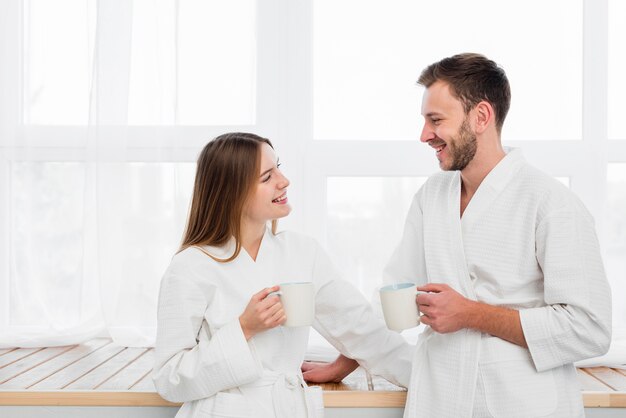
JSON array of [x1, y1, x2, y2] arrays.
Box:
[[0, 0, 624, 349]]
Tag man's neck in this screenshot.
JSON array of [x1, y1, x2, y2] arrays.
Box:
[[460, 141, 506, 200]]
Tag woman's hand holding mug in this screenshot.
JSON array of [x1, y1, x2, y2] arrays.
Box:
[[239, 285, 286, 340]]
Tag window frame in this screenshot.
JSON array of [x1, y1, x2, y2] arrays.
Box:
[[1, 0, 625, 295]]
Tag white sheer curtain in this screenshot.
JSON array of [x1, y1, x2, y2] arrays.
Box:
[[0, 0, 195, 348]]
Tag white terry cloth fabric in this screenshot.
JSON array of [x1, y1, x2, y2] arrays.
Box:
[[384, 148, 612, 418], [152, 228, 413, 418], [575, 327, 626, 369]]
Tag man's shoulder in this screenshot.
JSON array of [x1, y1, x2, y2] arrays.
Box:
[[516, 162, 589, 217], [517, 163, 572, 197]]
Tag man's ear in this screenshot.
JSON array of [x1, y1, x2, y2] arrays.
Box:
[[474, 101, 494, 134]]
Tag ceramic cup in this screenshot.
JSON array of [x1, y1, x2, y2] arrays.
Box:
[[379, 282, 422, 331], [274, 282, 315, 327]]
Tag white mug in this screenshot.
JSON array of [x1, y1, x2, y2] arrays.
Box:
[[274, 282, 315, 327], [379, 282, 421, 332]]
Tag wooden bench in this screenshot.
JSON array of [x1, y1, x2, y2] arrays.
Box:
[[0, 338, 625, 411]]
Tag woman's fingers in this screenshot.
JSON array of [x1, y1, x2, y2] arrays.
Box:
[[253, 285, 280, 302], [262, 299, 284, 324]]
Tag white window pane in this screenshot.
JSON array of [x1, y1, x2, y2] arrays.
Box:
[[11, 162, 87, 325], [97, 163, 195, 324], [327, 177, 426, 298], [23, 0, 95, 125], [609, 0, 626, 139], [607, 164, 626, 328], [24, 0, 256, 126], [314, 0, 582, 141], [129, 0, 256, 125], [9, 162, 195, 327]]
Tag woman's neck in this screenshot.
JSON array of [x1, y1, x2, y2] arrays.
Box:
[[240, 221, 266, 261]]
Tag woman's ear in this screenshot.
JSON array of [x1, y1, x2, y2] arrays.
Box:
[[474, 101, 494, 134]]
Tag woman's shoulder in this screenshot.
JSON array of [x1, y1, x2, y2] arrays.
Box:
[[164, 246, 225, 281]]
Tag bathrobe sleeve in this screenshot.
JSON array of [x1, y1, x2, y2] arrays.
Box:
[[152, 266, 263, 402], [520, 198, 612, 372], [383, 191, 428, 287], [311, 243, 415, 388]]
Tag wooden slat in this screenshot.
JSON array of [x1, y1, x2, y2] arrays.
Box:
[[0, 346, 75, 385], [0, 390, 624, 408], [29, 342, 124, 390], [323, 391, 407, 408], [0, 391, 180, 406], [0, 339, 624, 409], [0, 348, 43, 369], [65, 348, 148, 390], [0, 339, 111, 389], [583, 392, 626, 408], [577, 368, 615, 391], [96, 349, 153, 390], [130, 369, 157, 392], [0, 348, 16, 356], [584, 367, 626, 391]]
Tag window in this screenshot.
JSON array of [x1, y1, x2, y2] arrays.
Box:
[[607, 164, 626, 325], [2, 0, 625, 344], [608, 0, 626, 139], [313, 0, 583, 141], [327, 177, 427, 298], [23, 0, 257, 126]]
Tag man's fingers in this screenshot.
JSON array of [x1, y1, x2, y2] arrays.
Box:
[[416, 292, 434, 306], [416, 283, 448, 293]]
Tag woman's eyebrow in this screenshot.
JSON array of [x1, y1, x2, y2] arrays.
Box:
[[260, 167, 273, 177]]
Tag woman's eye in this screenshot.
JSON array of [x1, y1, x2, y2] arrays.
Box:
[[262, 175, 271, 183]]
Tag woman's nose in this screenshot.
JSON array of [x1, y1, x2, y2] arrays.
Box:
[[277, 170, 290, 189]]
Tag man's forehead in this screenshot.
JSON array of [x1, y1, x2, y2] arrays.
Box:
[[421, 81, 463, 115]]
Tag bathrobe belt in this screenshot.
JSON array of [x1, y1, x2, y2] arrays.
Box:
[[240, 371, 320, 418]]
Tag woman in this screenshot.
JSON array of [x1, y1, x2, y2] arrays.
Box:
[[152, 133, 412, 418]]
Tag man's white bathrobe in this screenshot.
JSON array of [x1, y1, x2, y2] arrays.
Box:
[[153, 229, 413, 418], [385, 148, 612, 418]]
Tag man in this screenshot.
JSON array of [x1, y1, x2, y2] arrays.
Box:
[[303, 53, 612, 417]]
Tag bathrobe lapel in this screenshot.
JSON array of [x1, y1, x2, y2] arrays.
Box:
[[405, 149, 527, 418], [404, 171, 480, 418], [460, 148, 525, 238]]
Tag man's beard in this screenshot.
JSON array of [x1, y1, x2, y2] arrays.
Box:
[[444, 118, 477, 171]]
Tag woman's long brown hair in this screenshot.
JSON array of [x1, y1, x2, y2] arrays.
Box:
[[179, 132, 275, 262]]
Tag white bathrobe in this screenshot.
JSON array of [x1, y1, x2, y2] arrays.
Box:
[[153, 228, 413, 418], [384, 148, 612, 418]]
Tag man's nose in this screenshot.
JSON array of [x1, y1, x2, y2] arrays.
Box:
[[420, 124, 434, 143]]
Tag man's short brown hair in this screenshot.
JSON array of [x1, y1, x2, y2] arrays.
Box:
[[418, 53, 511, 133]]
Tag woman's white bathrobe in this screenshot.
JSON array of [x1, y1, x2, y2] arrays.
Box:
[[384, 148, 612, 418], [153, 229, 413, 418]]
